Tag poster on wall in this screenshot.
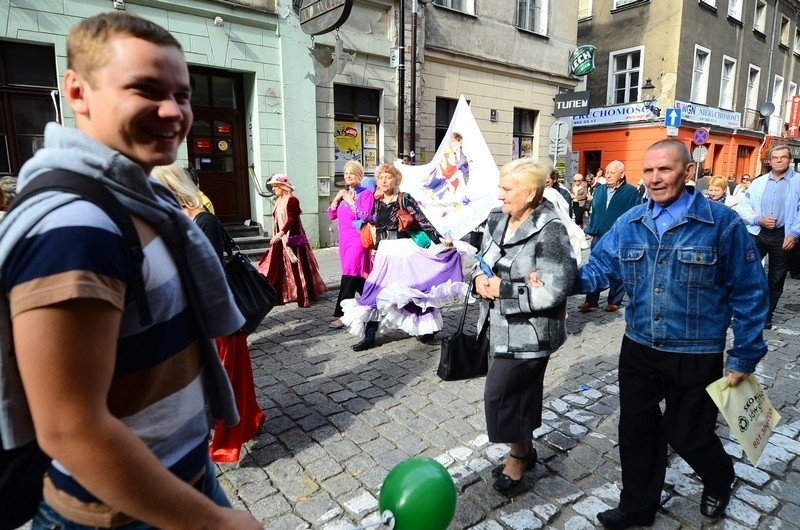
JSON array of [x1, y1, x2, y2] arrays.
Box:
[[363, 123, 377, 149], [334, 121, 363, 174], [394, 95, 500, 241], [511, 137, 520, 160], [520, 138, 533, 158], [363, 149, 377, 171]]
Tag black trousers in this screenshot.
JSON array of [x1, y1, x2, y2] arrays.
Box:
[[334, 275, 366, 318], [753, 227, 790, 319], [572, 202, 587, 227], [617, 336, 733, 516]]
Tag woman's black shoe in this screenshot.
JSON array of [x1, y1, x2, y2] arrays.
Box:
[[351, 339, 376, 351], [491, 450, 536, 493], [491, 448, 537, 478]]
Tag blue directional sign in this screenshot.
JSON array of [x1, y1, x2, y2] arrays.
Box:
[[665, 108, 681, 127]]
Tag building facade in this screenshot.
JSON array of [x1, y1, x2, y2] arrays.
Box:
[[409, 0, 578, 168], [574, 0, 800, 183]]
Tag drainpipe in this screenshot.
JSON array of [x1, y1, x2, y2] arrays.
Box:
[[763, 0, 780, 137], [398, 1, 405, 159]]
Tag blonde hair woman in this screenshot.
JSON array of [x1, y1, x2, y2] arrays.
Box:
[[327, 160, 375, 329], [473, 158, 576, 494], [151, 163, 265, 463]]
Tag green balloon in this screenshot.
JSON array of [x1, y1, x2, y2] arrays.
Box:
[[378, 457, 457, 530]]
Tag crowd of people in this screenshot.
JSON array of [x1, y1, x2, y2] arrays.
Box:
[[0, 10, 789, 530]]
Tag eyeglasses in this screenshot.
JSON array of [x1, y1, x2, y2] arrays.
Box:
[[771, 155, 791, 161], [742, 177, 751, 181]]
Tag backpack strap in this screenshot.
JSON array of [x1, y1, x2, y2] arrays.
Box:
[[7, 170, 152, 327]]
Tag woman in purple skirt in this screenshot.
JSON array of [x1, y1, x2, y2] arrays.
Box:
[[340, 163, 467, 351], [327, 161, 375, 329]]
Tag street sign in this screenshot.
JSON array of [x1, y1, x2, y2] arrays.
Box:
[[693, 127, 709, 145], [666, 126, 679, 136], [692, 146, 708, 163], [548, 141, 569, 156], [665, 108, 681, 127], [548, 120, 570, 142]]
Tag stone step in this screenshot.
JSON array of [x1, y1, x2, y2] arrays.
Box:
[[224, 223, 268, 262]]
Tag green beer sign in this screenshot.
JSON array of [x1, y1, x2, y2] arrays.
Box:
[[569, 45, 597, 77]]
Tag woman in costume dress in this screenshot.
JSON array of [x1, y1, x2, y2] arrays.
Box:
[[327, 161, 375, 329], [257, 174, 327, 308], [151, 163, 264, 463], [472, 158, 576, 494], [341, 163, 466, 351]]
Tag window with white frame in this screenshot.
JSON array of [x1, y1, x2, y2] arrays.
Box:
[[795, 27, 800, 54], [691, 45, 710, 104], [786, 82, 798, 123], [432, 0, 474, 14], [517, 0, 549, 35], [578, 0, 592, 19], [608, 46, 642, 105], [770, 75, 785, 135], [728, 0, 742, 20], [754, 0, 767, 33], [719, 56, 736, 110], [612, 0, 644, 8], [781, 16, 791, 46], [745, 64, 761, 110], [700, 0, 715, 7]]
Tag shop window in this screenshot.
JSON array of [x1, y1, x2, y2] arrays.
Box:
[[0, 41, 58, 176], [435, 97, 459, 149], [512, 108, 537, 160], [334, 85, 381, 180], [608, 46, 642, 105]]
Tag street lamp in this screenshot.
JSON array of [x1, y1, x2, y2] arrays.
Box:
[[642, 77, 661, 117]]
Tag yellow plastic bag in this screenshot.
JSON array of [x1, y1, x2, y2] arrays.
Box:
[[706, 375, 781, 468]]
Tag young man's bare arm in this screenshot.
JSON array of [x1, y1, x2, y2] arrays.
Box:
[[14, 298, 263, 530]]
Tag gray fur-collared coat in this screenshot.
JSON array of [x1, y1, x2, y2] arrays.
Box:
[[472, 200, 577, 359]]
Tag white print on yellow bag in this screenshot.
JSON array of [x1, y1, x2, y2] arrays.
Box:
[[706, 375, 781, 468]]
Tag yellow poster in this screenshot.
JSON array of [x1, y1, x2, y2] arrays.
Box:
[[334, 121, 363, 173]]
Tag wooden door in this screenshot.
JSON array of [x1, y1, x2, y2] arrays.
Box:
[[187, 69, 250, 223]]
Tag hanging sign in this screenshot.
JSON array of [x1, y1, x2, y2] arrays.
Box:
[[299, 0, 354, 36]]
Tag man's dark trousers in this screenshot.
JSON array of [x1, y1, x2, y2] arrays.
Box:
[[753, 226, 791, 320], [617, 336, 734, 516]]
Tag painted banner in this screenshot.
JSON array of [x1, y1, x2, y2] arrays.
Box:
[[788, 95, 800, 139], [395, 96, 500, 240]]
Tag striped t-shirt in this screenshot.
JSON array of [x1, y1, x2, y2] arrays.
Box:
[[2, 199, 209, 502]]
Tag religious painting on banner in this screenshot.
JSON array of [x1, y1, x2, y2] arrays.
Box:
[[394, 96, 500, 241], [788, 95, 800, 139]]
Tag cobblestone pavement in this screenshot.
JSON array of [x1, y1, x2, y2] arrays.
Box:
[[218, 246, 800, 530]]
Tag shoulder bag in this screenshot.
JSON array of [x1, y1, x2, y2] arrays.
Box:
[[223, 232, 278, 335], [437, 292, 489, 381]]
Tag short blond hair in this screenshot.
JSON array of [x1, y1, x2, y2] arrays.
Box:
[[151, 163, 202, 209], [500, 158, 548, 198], [67, 12, 181, 85], [375, 163, 402, 188], [709, 176, 728, 190], [343, 160, 365, 180]]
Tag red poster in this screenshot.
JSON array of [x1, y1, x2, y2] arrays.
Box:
[[789, 96, 800, 139], [195, 138, 212, 154]]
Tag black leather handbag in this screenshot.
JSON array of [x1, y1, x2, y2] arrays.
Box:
[[437, 292, 489, 381], [223, 235, 278, 335]]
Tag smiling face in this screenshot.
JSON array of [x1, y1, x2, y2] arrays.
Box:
[[63, 36, 192, 174], [643, 144, 694, 207], [344, 167, 362, 188]]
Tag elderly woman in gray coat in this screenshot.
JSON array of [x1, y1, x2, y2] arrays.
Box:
[[473, 158, 576, 494]]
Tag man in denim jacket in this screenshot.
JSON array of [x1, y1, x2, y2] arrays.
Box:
[[577, 140, 768, 529]]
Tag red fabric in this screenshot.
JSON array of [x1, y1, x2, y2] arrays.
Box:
[[257, 240, 327, 308], [210, 335, 265, 463]]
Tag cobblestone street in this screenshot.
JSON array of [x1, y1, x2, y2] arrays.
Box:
[[214, 247, 800, 530]]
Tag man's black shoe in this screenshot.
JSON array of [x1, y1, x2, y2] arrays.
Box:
[[596, 508, 655, 529], [351, 339, 376, 351], [700, 479, 736, 519], [790, 273, 800, 280], [765, 320, 773, 330]]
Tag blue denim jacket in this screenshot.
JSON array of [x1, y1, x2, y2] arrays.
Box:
[[577, 188, 768, 373]]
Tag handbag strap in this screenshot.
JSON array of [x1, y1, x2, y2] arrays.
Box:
[[455, 291, 470, 333]]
